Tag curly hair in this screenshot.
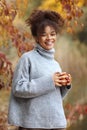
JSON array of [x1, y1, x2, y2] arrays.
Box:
[[26, 9, 64, 37]]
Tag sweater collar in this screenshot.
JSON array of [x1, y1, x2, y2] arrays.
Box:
[[35, 43, 55, 59]]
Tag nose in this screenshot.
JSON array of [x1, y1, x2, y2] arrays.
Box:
[[46, 35, 51, 40]]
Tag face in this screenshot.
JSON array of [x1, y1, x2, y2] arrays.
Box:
[[36, 26, 57, 50]]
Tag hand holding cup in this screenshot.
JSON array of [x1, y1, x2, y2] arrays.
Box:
[[53, 72, 72, 87]]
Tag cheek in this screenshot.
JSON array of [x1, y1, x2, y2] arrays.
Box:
[[54, 36, 57, 40], [54, 37, 57, 42], [39, 37, 46, 43]]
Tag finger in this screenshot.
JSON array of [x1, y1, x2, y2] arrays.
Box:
[[57, 80, 67, 87], [59, 72, 67, 76], [55, 78, 66, 82], [55, 72, 61, 76], [67, 80, 70, 83], [55, 78, 67, 83], [66, 78, 72, 85], [67, 83, 71, 86], [68, 74, 72, 81], [55, 72, 60, 74], [55, 79, 64, 86], [55, 79, 62, 83], [58, 75, 69, 79], [68, 74, 72, 79], [55, 79, 68, 86]]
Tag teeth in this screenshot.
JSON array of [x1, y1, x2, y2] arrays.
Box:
[[45, 42, 52, 45]]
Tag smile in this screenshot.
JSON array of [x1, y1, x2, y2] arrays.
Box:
[[45, 42, 53, 45]]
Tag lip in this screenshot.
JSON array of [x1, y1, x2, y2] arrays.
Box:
[[45, 41, 54, 45]]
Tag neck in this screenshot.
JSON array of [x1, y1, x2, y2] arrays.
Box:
[[35, 43, 55, 59]]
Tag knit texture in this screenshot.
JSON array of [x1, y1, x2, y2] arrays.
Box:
[[8, 44, 71, 129]]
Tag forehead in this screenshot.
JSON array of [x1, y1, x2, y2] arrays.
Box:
[[43, 26, 56, 32]]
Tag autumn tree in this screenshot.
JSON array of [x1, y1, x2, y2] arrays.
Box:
[[0, 1, 87, 130], [0, 0, 33, 89], [39, 0, 86, 33], [0, 0, 86, 89]]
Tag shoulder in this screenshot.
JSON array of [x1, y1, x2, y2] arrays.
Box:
[[16, 50, 35, 66], [19, 49, 35, 61], [21, 49, 35, 58]]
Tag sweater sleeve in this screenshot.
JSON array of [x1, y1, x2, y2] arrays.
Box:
[[12, 54, 56, 98], [60, 85, 71, 98]]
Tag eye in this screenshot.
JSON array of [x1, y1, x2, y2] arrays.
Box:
[[39, 32, 46, 36], [51, 33, 56, 36]]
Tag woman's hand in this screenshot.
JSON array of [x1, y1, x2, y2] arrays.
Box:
[[65, 73, 72, 86], [53, 72, 72, 87]]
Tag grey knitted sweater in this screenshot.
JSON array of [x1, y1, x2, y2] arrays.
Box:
[[8, 44, 71, 129]]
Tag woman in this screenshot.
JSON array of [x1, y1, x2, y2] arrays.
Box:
[[8, 10, 72, 130]]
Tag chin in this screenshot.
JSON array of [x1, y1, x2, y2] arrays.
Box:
[[45, 45, 54, 50]]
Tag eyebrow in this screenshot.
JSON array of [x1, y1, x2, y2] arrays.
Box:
[[51, 31, 56, 33], [41, 30, 56, 34]]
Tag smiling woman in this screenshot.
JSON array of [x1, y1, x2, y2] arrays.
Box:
[[36, 26, 57, 50], [25, 10, 64, 50], [8, 9, 72, 130]]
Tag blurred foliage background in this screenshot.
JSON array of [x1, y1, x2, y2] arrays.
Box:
[[0, 0, 87, 130]]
